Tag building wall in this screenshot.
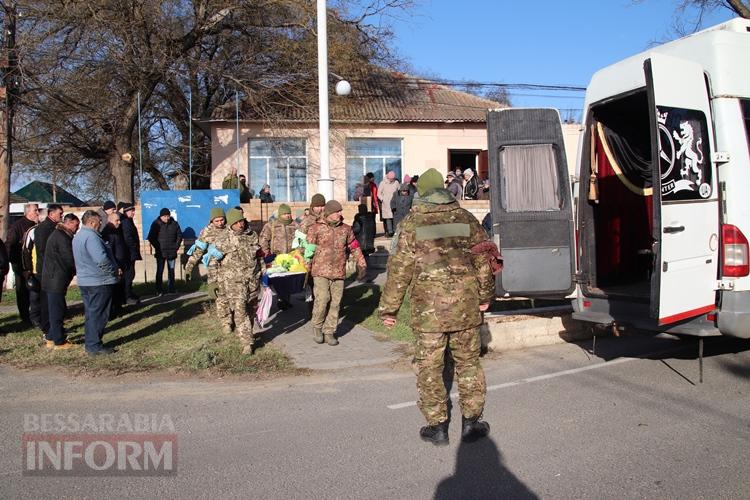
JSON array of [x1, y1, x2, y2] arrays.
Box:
[[211, 122, 490, 202], [210, 121, 584, 202]]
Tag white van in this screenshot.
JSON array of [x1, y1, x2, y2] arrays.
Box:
[[487, 18, 750, 339]]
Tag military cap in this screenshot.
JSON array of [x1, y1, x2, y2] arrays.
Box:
[[417, 168, 445, 196]]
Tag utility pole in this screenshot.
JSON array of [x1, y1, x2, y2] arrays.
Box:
[[0, 2, 16, 241]]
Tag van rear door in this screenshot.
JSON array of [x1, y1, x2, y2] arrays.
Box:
[[645, 53, 720, 325], [487, 108, 576, 297]]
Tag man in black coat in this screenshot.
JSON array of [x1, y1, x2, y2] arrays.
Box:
[[119, 203, 142, 304], [5, 203, 39, 324], [102, 212, 129, 316], [41, 213, 79, 349], [147, 208, 183, 295], [34, 203, 63, 337]]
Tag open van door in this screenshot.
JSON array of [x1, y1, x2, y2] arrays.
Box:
[[645, 53, 719, 325], [487, 108, 576, 297]]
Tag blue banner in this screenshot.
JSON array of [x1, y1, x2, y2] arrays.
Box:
[[140, 189, 240, 240]]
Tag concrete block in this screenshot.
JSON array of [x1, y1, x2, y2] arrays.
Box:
[[482, 313, 591, 352]]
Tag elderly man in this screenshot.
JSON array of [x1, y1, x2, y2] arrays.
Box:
[[42, 213, 80, 349], [214, 208, 263, 354], [147, 208, 183, 295], [307, 200, 367, 345], [5, 203, 39, 324], [72, 211, 119, 355], [379, 168, 496, 446]]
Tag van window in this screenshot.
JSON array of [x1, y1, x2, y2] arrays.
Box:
[[742, 99, 750, 155], [500, 144, 561, 212]]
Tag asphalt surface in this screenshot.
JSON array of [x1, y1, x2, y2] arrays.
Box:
[[1, 333, 748, 499]]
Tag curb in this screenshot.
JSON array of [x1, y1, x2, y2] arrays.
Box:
[[482, 313, 592, 352]]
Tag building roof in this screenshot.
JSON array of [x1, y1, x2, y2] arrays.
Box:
[[208, 71, 504, 125], [10, 192, 28, 204], [14, 181, 85, 206]]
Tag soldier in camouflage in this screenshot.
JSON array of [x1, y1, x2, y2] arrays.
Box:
[[214, 208, 263, 355], [259, 203, 299, 309], [307, 200, 367, 345], [184, 208, 228, 325], [379, 168, 495, 446], [299, 193, 326, 235], [259, 204, 298, 255]]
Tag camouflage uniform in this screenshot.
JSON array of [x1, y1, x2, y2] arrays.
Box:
[[307, 221, 367, 340], [379, 188, 495, 426], [259, 220, 299, 255], [213, 224, 263, 348], [185, 223, 228, 324], [299, 212, 321, 235]]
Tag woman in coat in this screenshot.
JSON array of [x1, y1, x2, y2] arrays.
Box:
[[391, 183, 414, 231], [377, 171, 400, 237]]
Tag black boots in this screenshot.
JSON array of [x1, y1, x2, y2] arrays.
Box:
[[420, 421, 449, 446], [461, 415, 490, 443]]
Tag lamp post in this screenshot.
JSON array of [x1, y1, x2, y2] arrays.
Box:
[[316, 0, 333, 201], [316, 0, 351, 202]]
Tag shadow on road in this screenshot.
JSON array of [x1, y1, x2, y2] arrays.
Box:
[[434, 437, 539, 500]]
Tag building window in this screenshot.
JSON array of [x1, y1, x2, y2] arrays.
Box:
[[248, 139, 307, 202], [345, 138, 402, 201]]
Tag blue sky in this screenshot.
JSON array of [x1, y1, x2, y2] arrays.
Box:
[[388, 0, 736, 115]]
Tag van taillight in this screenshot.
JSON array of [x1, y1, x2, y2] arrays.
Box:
[[722, 224, 749, 277]]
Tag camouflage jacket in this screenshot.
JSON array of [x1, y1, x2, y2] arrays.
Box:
[[259, 220, 299, 256], [299, 213, 321, 235], [378, 189, 495, 333], [214, 226, 262, 291], [307, 221, 366, 280], [184, 224, 225, 278]]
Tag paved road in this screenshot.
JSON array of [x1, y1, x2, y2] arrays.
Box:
[[1, 333, 748, 499]]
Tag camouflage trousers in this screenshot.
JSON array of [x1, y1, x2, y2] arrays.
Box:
[[207, 267, 230, 330], [311, 277, 344, 335], [216, 281, 258, 347], [413, 326, 486, 426]]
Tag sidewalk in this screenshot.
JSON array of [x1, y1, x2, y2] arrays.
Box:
[[257, 283, 401, 370]]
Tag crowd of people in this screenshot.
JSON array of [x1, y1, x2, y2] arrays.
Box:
[[0, 167, 500, 445], [351, 168, 490, 237]]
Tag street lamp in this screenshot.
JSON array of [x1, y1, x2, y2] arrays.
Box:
[[317, 0, 351, 201]]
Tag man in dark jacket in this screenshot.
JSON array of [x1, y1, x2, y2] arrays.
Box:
[[119, 203, 142, 304], [5, 203, 39, 324], [34, 204, 63, 338], [147, 208, 183, 295], [102, 212, 129, 316], [41, 214, 80, 349]]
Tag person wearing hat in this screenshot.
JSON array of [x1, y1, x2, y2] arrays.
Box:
[[213, 207, 263, 355], [446, 172, 463, 200], [97, 200, 117, 233], [147, 208, 183, 295], [379, 167, 496, 446], [259, 204, 299, 310], [300, 193, 326, 235], [119, 202, 142, 304], [185, 207, 228, 317], [306, 200, 367, 345]]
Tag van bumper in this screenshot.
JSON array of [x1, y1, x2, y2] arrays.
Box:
[[718, 291, 750, 339]]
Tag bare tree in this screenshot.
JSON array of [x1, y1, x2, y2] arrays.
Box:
[[11, 0, 414, 202], [639, 0, 750, 34]]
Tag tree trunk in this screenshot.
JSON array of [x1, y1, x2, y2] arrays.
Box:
[[110, 141, 134, 203]]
